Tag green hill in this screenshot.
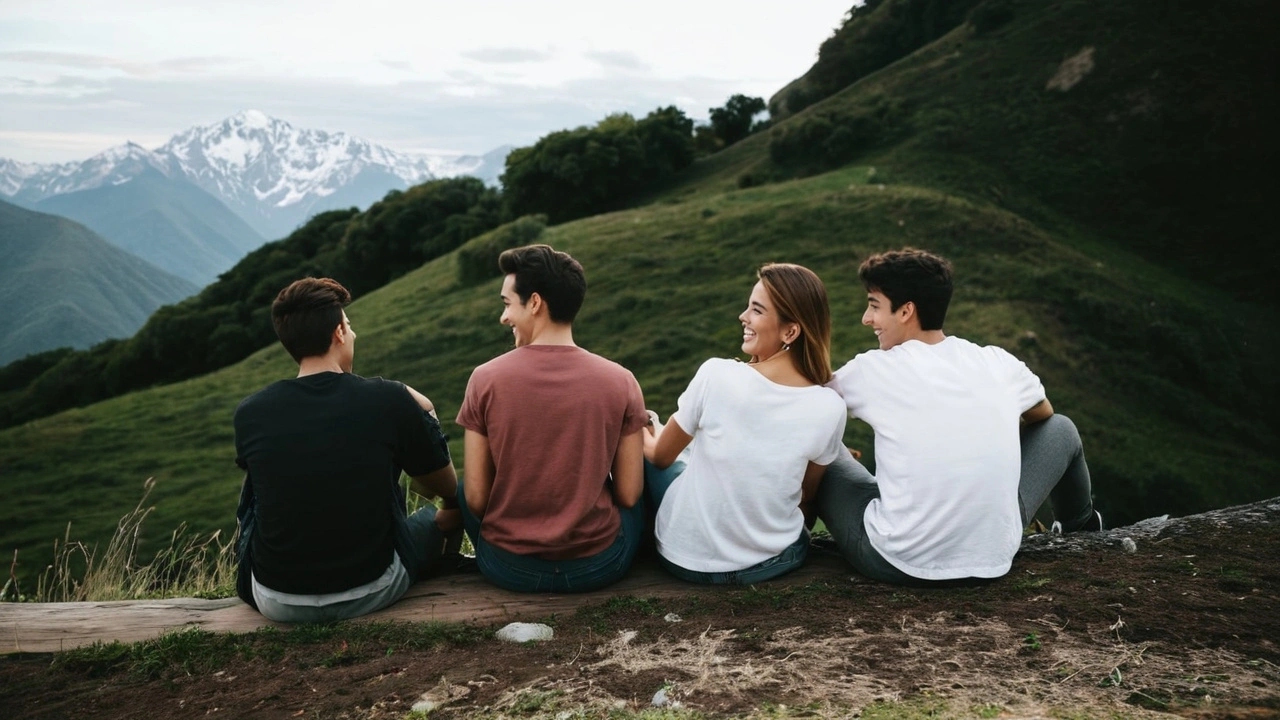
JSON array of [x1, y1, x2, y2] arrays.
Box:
[[0, 199, 199, 365], [1, 0, 1277, 589]]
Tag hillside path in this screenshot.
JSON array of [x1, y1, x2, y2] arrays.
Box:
[[0, 555, 851, 655]]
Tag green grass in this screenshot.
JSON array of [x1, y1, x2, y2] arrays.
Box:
[[51, 620, 484, 680], [3, 0, 1278, 592]]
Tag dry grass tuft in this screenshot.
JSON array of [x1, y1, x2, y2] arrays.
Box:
[[2, 479, 236, 603]]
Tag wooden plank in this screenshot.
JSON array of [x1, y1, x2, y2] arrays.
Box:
[[0, 556, 854, 655]]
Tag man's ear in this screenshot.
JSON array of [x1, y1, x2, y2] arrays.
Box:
[[898, 301, 918, 325], [527, 291, 545, 316], [333, 322, 347, 345]]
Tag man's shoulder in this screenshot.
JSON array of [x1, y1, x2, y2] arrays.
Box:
[[234, 379, 289, 417], [579, 348, 640, 379]]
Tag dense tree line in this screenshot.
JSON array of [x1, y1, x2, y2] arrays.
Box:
[[0, 178, 500, 429], [501, 107, 696, 224]]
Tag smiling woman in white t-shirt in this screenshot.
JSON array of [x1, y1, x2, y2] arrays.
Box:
[[643, 263, 848, 584]]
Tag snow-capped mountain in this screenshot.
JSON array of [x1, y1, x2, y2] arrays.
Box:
[[0, 111, 507, 239], [2, 144, 168, 204]]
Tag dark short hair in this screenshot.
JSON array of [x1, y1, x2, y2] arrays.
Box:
[[497, 244, 586, 324], [858, 248, 953, 331], [271, 277, 352, 362]]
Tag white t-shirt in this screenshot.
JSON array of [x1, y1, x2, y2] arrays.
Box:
[[655, 358, 848, 572], [829, 336, 1045, 580]]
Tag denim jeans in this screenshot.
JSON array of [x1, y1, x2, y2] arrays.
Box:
[[816, 414, 1095, 587], [457, 480, 643, 593], [644, 458, 809, 585], [235, 475, 446, 615]]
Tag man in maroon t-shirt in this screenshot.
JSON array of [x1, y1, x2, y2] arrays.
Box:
[[456, 244, 647, 593]]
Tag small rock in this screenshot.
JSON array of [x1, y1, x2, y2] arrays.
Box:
[[664, 613, 683, 623], [496, 622, 554, 643], [652, 687, 682, 708], [411, 678, 471, 713], [1122, 537, 1138, 554]]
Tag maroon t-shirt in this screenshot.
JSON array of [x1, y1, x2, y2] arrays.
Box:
[[456, 345, 647, 559]]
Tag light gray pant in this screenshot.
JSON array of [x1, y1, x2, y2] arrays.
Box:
[[817, 414, 1094, 586]]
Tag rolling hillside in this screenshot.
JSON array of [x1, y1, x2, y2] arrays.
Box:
[[0, 199, 199, 365], [1, 0, 1276, 589], [35, 168, 264, 287]]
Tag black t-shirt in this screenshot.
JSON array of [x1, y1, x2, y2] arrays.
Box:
[[233, 372, 450, 594]]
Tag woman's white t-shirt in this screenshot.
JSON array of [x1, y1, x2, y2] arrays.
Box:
[[655, 358, 847, 572]]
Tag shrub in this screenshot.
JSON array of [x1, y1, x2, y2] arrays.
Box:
[[456, 215, 548, 286]]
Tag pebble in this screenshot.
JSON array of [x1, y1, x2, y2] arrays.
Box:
[[1122, 537, 1138, 554], [664, 613, 683, 623], [496, 622, 554, 643], [652, 687, 682, 708]]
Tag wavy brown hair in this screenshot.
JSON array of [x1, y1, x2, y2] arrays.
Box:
[[757, 263, 833, 386]]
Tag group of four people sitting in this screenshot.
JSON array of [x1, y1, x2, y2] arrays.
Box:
[[233, 244, 1100, 623]]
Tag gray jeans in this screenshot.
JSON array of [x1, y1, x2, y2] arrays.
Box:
[[817, 414, 1094, 586]]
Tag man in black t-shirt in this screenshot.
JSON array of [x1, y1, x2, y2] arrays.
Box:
[[233, 277, 460, 622]]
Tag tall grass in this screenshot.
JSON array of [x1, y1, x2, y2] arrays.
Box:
[[1, 478, 237, 603], [0, 476, 463, 602]]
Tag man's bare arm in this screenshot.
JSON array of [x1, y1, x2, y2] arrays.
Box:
[[404, 384, 437, 418], [612, 430, 644, 508], [409, 464, 457, 501], [463, 429, 495, 518], [1021, 398, 1054, 427]]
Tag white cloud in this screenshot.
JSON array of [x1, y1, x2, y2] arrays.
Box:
[[0, 0, 851, 162]]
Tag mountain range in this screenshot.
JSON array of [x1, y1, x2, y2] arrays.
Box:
[[0, 198, 198, 365], [1, 111, 510, 241], [0, 112, 511, 363]]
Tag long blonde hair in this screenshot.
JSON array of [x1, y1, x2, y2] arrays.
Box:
[[757, 263, 833, 386]]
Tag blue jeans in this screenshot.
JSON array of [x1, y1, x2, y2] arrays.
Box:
[[457, 480, 643, 593], [817, 414, 1095, 587], [644, 459, 809, 585]]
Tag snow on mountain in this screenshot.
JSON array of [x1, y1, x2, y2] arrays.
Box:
[[160, 110, 432, 209], [1, 144, 167, 203], [0, 111, 507, 239]]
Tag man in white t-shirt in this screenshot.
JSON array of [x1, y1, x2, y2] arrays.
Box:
[[819, 248, 1100, 586]]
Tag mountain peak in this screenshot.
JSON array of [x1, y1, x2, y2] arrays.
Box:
[[230, 109, 273, 130]]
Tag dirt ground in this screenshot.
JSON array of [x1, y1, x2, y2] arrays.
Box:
[[3, 504, 1279, 719]]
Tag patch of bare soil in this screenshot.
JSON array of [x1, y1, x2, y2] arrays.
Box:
[[3, 501, 1279, 719]]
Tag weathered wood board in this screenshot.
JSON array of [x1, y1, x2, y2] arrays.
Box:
[[0, 556, 854, 655]]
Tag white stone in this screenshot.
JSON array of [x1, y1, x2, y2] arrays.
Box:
[[652, 687, 682, 708], [495, 622, 554, 643], [1122, 537, 1138, 554], [664, 613, 683, 623]]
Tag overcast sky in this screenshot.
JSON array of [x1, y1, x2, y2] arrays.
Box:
[[0, 1, 853, 163]]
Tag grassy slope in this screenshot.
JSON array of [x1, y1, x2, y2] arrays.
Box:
[[3, 0, 1278, 584]]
